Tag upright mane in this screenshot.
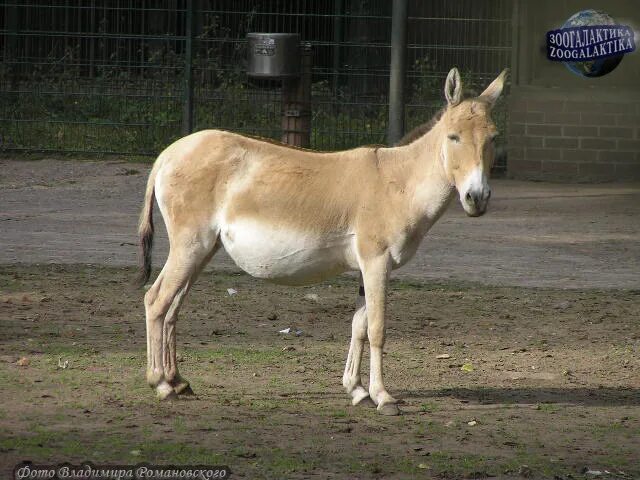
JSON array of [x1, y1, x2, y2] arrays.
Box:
[[395, 106, 446, 146]]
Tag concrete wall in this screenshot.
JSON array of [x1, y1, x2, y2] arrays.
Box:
[[507, 0, 640, 182]]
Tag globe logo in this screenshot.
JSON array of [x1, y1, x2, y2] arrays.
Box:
[[546, 9, 636, 78]]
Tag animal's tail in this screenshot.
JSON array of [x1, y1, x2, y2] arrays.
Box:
[[134, 159, 161, 287]]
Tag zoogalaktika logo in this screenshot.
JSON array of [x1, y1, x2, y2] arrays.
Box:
[[548, 26, 634, 60], [546, 10, 636, 78]]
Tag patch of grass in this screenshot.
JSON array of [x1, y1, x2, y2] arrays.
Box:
[[268, 376, 282, 387], [420, 401, 440, 413], [173, 416, 188, 434], [0, 273, 24, 292], [500, 450, 573, 479], [0, 367, 17, 384], [249, 399, 280, 411], [254, 447, 319, 476], [137, 441, 226, 465], [0, 429, 227, 465], [535, 403, 560, 414], [417, 451, 494, 477], [597, 452, 633, 469], [39, 344, 98, 356], [590, 420, 626, 440], [411, 420, 448, 440], [190, 346, 283, 365], [0, 431, 87, 459]]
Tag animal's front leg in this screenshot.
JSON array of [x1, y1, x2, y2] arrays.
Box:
[[361, 253, 400, 415], [342, 275, 375, 407]]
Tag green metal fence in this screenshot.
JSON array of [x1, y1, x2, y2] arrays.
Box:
[[0, 0, 512, 168]]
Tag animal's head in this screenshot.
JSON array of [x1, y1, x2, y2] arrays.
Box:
[[440, 68, 508, 217]]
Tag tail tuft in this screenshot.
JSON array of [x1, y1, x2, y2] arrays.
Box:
[[133, 170, 157, 288], [134, 198, 154, 287]]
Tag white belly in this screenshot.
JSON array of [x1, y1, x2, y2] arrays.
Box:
[[219, 218, 356, 285]]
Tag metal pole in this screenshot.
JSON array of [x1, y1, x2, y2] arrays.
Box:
[[387, 0, 408, 145], [182, 0, 194, 135], [332, 0, 343, 97], [510, 0, 520, 87], [5, 2, 19, 89]]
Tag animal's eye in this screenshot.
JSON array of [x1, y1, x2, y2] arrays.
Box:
[[448, 134, 460, 143]]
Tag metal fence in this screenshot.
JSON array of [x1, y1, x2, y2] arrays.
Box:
[[0, 0, 512, 167]]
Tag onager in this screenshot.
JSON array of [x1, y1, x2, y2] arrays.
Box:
[[137, 68, 507, 415]]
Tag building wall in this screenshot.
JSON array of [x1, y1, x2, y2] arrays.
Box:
[[507, 0, 640, 182], [508, 88, 640, 181]]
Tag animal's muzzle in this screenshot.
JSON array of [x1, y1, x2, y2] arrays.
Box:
[[464, 188, 491, 217]]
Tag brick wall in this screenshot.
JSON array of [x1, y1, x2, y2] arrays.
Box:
[[507, 90, 640, 182]]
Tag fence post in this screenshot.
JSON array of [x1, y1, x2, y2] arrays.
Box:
[[4, 2, 19, 89], [281, 44, 312, 148], [387, 0, 408, 145], [510, 0, 520, 87], [182, 0, 194, 135], [332, 0, 343, 98]]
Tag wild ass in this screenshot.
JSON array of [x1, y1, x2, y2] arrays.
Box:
[[136, 68, 507, 415]]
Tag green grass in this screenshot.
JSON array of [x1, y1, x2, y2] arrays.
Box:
[[0, 431, 87, 459], [500, 451, 572, 479], [419, 401, 440, 413], [0, 273, 24, 292], [189, 346, 284, 365], [257, 447, 319, 475], [535, 403, 561, 414]]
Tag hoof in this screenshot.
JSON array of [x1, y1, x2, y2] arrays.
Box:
[[349, 386, 375, 407], [156, 382, 177, 401], [378, 403, 401, 416], [146, 369, 163, 388], [354, 395, 376, 408], [175, 383, 195, 396]]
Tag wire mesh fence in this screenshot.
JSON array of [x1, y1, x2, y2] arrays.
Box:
[[0, 0, 512, 170], [1, 1, 186, 155]]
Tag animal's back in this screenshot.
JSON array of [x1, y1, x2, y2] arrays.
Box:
[[156, 129, 379, 229], [152, 129, 379, 284]]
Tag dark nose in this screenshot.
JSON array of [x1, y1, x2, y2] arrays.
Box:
[[465, 191, 482, 208], [465, 188, 491, 216], [465, 189, 491, 206]]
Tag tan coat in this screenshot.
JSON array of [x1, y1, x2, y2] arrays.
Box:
[[137, 68, 507, 414]]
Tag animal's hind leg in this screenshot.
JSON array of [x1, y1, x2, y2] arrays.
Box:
[[145, 269, 169, 390], [342, 275, 375, 407], [144, 235, 216, 400], [164, 244, 219, 396]]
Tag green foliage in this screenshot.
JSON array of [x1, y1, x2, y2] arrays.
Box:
[[1, 69, 393, 155], [1, 47, 506, 157], [0, 77, 182, 155], [409, 56, 441, 106]]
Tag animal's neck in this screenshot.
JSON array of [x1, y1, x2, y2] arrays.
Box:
[[379, 121, 455, 227]]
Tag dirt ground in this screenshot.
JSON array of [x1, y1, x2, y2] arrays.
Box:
[[1, 265, 639, 479], [1, 159, 640, 479]]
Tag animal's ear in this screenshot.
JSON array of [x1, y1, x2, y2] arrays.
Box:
[[480, 68, 509, 106], [444, 67, 462, 106]]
